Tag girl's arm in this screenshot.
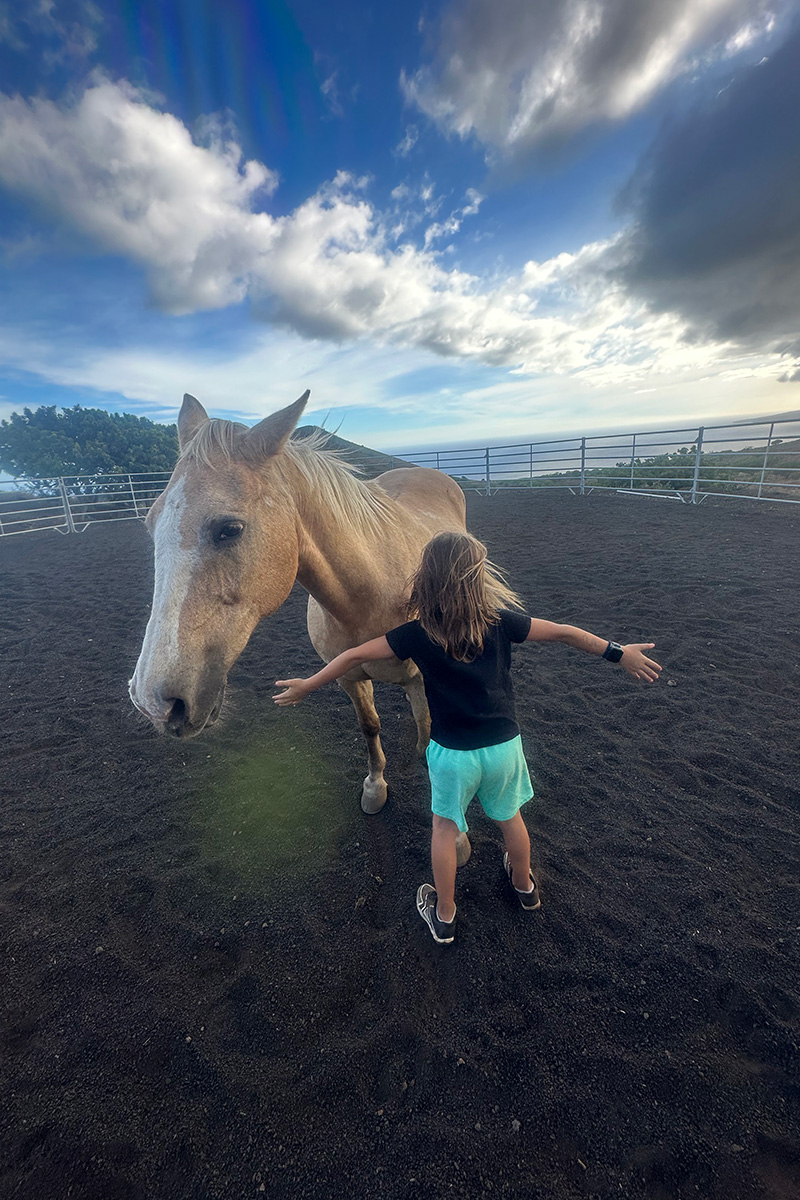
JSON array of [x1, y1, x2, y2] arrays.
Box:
[[525, 619, 662, 683], [274, 636, 398, 705]]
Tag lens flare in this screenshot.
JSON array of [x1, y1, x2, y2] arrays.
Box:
[[194, 728, 356, 892]]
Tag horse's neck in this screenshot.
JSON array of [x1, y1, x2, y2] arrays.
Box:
[[288, 460, 398, 630], [295, 519, 373, 627]]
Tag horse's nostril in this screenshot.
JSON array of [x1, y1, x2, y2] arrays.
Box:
[[165, 697, 188, 734]]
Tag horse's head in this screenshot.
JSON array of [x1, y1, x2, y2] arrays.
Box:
[[129, 390, 309, 737]]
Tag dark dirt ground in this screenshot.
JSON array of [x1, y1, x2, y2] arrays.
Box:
[[1, 488, 799, 1200]]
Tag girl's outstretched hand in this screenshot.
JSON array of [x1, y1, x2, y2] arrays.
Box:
[[621, 644, 662, 682], [274, 678, 312, 706]]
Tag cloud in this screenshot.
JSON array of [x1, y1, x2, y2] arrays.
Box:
[[320, 71, 344, 117], [0, 0, 101, 64], [0, 77, 793, 388], [418, 188, 483, 248], [0, 316, 790, 448], [0, 6, 27, 51], [615, 21, 800, 374], [461, 188, 483, 217], [394, 124, 419, 157], [402, 0, 784, 158], [0, 79, 279, 311]]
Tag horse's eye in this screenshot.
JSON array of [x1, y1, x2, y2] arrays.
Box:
[[216, 522, 245, 542]]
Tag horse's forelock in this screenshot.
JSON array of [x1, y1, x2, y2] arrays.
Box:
[[180, 419, 335, 469], [179, 418, 250, 468]]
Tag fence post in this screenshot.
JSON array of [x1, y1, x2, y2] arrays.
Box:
[[757, 423, 774, 499], [630, 433, 636, 491], [690, 428, 705, 504], [128, 474, 141, 519], [485, 448, 491, 496], [58, 477, 77, 534], [580, 437, 586, 495]]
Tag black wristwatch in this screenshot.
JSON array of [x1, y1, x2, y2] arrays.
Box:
[[602, 641, 624, 663]]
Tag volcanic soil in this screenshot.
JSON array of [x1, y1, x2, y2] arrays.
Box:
[[1, 488, 798, 1200]]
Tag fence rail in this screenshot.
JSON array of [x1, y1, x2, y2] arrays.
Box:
[[2, 416, 799, 536], [0, 472, 170, 537], [386, 416, 800, 504]]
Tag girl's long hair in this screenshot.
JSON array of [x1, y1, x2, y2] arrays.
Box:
[[406, 531, 523, 662]]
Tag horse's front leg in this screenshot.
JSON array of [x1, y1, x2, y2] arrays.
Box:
[[402, 670, 471, 868], [338, 676, 388, 814]]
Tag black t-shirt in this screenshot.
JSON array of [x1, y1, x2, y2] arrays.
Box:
[[385, 609, 531, 750]]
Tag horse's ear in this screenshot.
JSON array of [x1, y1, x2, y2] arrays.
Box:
[[245, 390, 310, 458], [178, 393, 209, 451]]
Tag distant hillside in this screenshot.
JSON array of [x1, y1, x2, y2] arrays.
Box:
[[292, 425, 412, 479]]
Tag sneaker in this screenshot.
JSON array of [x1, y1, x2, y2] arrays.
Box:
[[416, 884, 456, 944], [503, 852, 541, 910]]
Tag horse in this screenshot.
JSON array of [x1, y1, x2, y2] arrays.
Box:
[[129, 390, 473, 863]]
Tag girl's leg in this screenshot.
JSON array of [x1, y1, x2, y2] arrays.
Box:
[[495, 811, 532, 890], [431, 814, 460, 922]]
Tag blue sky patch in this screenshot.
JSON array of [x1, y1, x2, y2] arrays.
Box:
[[0, 0, 798, 447]]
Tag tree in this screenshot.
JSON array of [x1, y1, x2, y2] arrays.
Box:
[[0, 405, 179, 478]]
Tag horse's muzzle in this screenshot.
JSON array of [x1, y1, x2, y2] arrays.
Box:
[[129, 677, 225, 737], [163, 688, 225, 737]]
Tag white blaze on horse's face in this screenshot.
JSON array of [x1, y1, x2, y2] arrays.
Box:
[[132, 474, 195, 718], [129, 391, 308, 738]]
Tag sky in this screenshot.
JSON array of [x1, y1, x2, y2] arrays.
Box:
[[0, 0, 799, 451]]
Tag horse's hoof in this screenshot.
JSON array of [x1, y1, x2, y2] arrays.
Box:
[[361, 776, 388, 814], [456, 833, 472, 867]]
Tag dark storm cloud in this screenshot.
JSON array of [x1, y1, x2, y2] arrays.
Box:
[[403, 0, 781, 157], [617, 21, 800, 358]]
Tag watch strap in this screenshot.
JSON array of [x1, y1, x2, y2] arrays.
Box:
[[602, 641, 624, 663]]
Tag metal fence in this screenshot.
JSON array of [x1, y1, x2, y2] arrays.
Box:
[[0, 472, 170, 537], [387, 416, 800, 505], [2, 415, 799, 536]]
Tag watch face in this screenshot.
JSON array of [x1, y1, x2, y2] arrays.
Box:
[[605, 642, 624, 662]]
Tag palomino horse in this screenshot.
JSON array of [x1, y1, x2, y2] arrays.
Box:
[[129, 390, 472, 861]]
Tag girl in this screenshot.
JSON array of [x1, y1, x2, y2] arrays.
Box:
[[274, 531, 661, 945]]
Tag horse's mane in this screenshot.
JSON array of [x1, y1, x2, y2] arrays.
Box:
[[180, 419, 398, 537]]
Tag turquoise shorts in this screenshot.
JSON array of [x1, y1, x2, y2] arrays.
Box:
[[426, 735, 534, 834]]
